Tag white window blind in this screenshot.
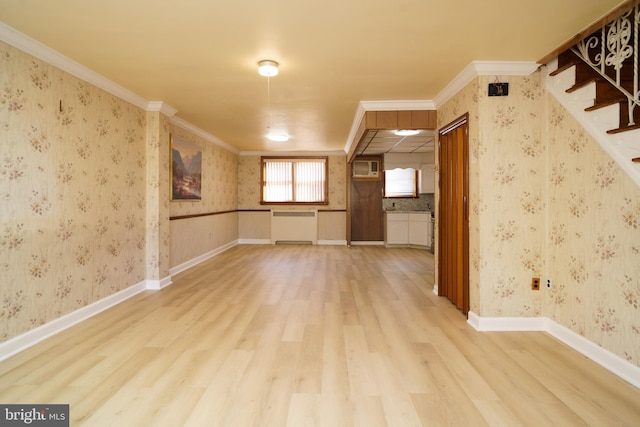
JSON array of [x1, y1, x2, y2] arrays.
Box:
[[385, 168, 417, 197], [262, 157, 327, 203]]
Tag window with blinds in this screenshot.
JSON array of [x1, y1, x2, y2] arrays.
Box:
[[384, 168, 418, 198], [261, 156, 328, 204]]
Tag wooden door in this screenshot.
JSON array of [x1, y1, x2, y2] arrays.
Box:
[[438, 114, 469, 314], [350, 156, 384, 242]]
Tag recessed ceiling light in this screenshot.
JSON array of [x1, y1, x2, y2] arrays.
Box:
[[395, 129, 420, 136], [258, 60, 279, 77], [267, 133, 289, 142]]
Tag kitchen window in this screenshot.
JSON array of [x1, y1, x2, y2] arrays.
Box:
[[261, 156, 328, 204], [384, 168, 418, 198]]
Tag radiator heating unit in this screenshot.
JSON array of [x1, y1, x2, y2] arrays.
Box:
[[270, 210, 318, 245]]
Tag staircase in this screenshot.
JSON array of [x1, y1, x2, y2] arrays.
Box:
[[545, 5, 640, 188]]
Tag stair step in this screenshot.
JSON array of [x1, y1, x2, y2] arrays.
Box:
[[549, 61, 579, 77], [585, 97, 627, 111], [566, 77, 599, 93], [606, 123, 640, 134]]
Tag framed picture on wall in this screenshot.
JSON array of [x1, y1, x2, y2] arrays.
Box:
[[171, 135, 202, 200]]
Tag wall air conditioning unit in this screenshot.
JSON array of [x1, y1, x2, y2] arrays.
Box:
[[352, 159, 380, 179]]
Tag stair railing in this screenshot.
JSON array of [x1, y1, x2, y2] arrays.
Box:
[[572, 4, 640, 126]]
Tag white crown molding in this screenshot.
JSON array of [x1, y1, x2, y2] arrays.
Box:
[[171, 116, 239, 154], [343, 102, 368, 154], [472, 60, 540, 76], [147, 101, 177, 117], [433, 61, 539, 108], [0, 21, 150, 111], [0, 21, 241, 155], [239, 150, 345, 156], [467, 312, 640, 389], [359, 100, 437, 111]]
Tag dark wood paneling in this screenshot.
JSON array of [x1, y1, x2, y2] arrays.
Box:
[[350, 155, 384, 241]]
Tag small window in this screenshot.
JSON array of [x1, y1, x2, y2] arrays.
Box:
[[261, 156, 328, 204], [384, 168, 418, 198]]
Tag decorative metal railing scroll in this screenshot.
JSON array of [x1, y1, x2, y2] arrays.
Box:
[[572, 4, 640, 126]]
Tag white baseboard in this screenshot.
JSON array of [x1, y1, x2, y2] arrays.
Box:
[[433, 284, 438, 295], [467, 311, 640, 389], [467, 312, 546, 331], [350, 241, 385, 246], [169, 240, 238, 276], [145, 275, 173, 290], [546, 321, 640, 390], [0, 280, 148, 362], [317, 240, 347, 246], [238, 238, 271, 245]]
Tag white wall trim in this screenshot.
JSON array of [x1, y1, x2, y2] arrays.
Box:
[[343, 102, 367, 155], [0, 21, 150, 111], [467, 312, 640, 389], [145, 276, 173, 291], [359, 100, 437, 111], [170, 116, 239, 154], [0, 280, 148, 362], [169, 240, 238, 276], [350, 241, 385, 246], [467, 311, 547, 331], [547, 321, 640, 389], [238, 238, 271, 245], [239, 150, 344, 157], [0, 21, 240, 156], [433, 61, 540, 108], [317, 240, 348, 246], [147, 101, 177, 117]]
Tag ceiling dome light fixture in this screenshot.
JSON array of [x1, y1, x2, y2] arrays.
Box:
[[395, 129, 420, 136], [267, 133, 289, 142], [258, 60, 279, 77]]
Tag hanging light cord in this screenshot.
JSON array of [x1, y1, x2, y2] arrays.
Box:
[[266, 76, 271, 131]]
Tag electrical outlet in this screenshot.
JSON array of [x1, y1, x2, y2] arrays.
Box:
[[531, 277, 540, 290], [547, 278, 552, 289]]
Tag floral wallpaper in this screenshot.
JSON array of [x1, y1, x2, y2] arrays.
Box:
[[437, 68, 640, 366], [145, 111, 171, 281], [168, 125, 238, 268], [169, 126, 238, 217], [546, 95, 640, 366], [0, 41, 148, 340]]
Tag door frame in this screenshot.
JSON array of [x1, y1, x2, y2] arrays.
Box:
[[437, 113, 470, 314]]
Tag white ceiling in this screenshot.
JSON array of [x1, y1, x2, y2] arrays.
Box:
[[0, 0, 627, 153]]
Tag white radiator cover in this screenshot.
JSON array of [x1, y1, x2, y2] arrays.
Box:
[[270, 210, 318, 245]]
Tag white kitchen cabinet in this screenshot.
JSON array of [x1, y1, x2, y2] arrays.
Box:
[[385, 213, 409, 245], [420, 164, 435, 194], [385, 212, 431, 248], [409, 213, 430, 247]]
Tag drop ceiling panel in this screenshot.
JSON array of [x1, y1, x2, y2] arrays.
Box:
[[358, 129, 435, 155]]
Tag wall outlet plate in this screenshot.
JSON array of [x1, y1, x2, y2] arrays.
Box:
[[531, 277, 540, 290]]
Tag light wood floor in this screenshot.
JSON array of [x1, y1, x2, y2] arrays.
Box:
[[1, 245, 639, 426]]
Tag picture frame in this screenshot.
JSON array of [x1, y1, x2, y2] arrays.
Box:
[[171, 135, 202, 200]]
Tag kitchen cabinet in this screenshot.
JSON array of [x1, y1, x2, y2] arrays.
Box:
[[385, 213, 409, 245], [409, 212, 430, 246], [420, 164, 435, 193], [385, 212, 431, 248]]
